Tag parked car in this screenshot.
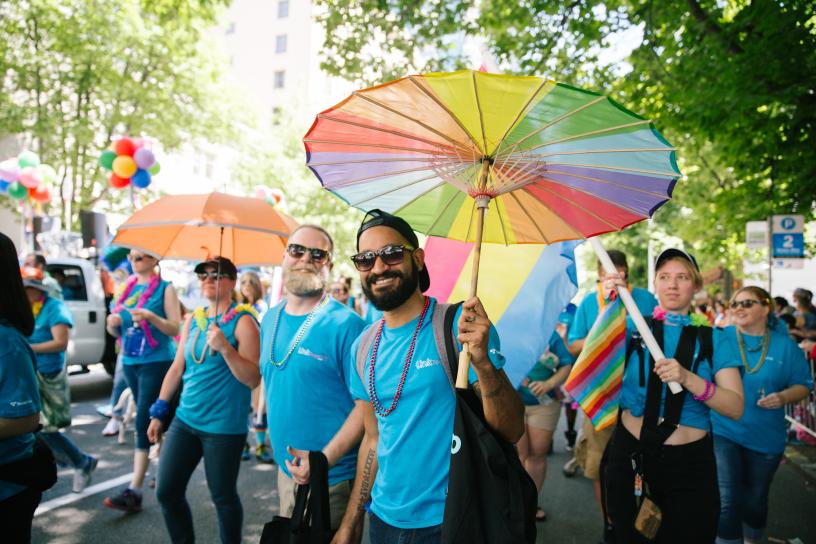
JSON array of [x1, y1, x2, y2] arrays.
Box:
[[45, 257, 117, 375]]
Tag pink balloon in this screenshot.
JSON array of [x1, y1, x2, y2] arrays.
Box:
[[0, 160, 20, 182], [133, 147, 155, 169], [18, 167, 43, 189]]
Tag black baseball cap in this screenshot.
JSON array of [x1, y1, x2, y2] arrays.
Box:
[[655, 248, 699, 272], [357, 209, 431, 292], [194, 256, 238, 279]]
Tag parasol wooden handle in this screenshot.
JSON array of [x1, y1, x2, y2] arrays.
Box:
[[589, 237, 682, 394], [455, 192, 490, 389]]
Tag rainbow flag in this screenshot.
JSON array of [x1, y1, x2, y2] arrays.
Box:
[[423, 237, 579, 387], [564, 297, 626, 431]]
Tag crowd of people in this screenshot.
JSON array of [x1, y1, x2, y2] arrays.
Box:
[[1, 209, 814, 543]]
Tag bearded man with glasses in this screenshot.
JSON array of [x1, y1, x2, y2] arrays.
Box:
[[259, 224, 366, 530]]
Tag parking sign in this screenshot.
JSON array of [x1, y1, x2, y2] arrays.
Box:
[[772, 215, 805, 258]]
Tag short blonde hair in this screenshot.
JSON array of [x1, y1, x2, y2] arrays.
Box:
[[655, 256, 703, 289]]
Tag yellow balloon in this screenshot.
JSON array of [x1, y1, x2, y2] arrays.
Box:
[[112, 155, 137, 178]]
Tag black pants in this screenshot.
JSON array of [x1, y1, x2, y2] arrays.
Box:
[[0, 486, 42, 543], [601, 425, 719, 544]]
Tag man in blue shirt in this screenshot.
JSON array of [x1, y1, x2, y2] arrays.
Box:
[[321, 209, 524, 543], [566, 249, 656, 542], [260, 224, 366, 530]]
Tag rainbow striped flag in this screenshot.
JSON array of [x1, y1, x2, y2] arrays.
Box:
[[423, 237, 579, 387], [564, 297, 626, 431]]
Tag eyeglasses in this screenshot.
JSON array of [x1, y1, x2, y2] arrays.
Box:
[[131, 255, 150, 262], [350, 244, 412, 272], [331, 287, 348, 294], [197, 271, 234, 281], [286, 244, 331, 264], [730, 299, 762, 310]]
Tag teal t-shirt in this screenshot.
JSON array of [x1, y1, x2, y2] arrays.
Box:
[[621, 324, 741, 430], [518, 331, 575, 406], [27, 296, 73, 375], [260, 297, 366, 486], [0, 321, 41, 501], [116, 279, 177, 365], [175, 305, 256, 435], [568, 287, 657, 345], [349, 298, 505, 529], [712, 326, 814, 454]]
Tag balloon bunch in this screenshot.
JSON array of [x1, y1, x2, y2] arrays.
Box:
[[254, 186, 285, 208], [0, 152, 56, 204], [99, 137, 160, 190]]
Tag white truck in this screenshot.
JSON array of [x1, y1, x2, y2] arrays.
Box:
[[45, 257, 117, 375]]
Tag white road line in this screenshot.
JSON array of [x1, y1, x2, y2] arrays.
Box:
[[35, 473, 134, 516]]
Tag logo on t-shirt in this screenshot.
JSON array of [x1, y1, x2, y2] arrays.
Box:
[[297, 347, 328, 362], [415, 358, 440, 370]]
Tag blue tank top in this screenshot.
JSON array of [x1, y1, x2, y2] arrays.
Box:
[[118, 279, 177, 365], [176, 305, 255, 434]]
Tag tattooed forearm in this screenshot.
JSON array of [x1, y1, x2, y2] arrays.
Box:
[[356, 448, 376, 511]]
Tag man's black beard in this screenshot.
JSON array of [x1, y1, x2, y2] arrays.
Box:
[[362, 260, 419, 312]]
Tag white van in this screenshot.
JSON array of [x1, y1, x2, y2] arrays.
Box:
[[45, 257, 117, 374]]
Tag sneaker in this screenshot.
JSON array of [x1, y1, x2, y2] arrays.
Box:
[[255, 444, 274, 464], [241, 442, 251, 461], [104, 488, 142, 513], [562, 457, 578, 478], [102, 418, 121, 437], [73, 456, 98, 493], [96, 404, 113, 418]]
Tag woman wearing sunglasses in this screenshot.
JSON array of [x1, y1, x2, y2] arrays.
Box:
[[148, 257, 260, 543], [601, 249, 744, 543], [712, 287, 812, 544], [103, 250, 181, 513]]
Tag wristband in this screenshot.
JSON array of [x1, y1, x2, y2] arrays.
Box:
[[149, 399, 170, 420], [692, 379, 716, 402]]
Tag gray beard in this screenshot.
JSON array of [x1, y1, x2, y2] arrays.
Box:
[[284, 269, 326, 298]]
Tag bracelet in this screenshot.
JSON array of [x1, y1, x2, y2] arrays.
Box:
[[692, 379, 716, 402], [149, 399, 170, 420]]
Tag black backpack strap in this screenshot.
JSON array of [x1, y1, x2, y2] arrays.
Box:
[[433, 301, 463, 390], [354, 323, 380, 387], [625, 317, 651, 388], [639, 322, 698, 455]]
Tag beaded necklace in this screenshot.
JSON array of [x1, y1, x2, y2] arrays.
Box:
[[190, 303, 259, 364], [268, 294, 330, 368], [368, 296, 430, 417], [736, 328, 771, 375]]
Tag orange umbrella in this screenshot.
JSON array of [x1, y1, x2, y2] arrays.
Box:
[[112, 192, 298, 267]]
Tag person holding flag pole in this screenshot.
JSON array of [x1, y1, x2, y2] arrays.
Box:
[[573, 244, 744, 543]]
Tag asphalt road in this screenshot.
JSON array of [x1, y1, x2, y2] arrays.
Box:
[[30, 366, 816, 543]]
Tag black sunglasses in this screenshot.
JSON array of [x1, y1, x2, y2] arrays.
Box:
[[350, 244, 412, 272], [730, 299, 762, 310], [131, 254, 152, 262], [286, 243, 331, 264], [197, 271, 234, 281]]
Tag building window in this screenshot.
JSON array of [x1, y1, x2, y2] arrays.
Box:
[[274, 71, 285, 89], [277, 0, 289, 18], [275, 34, 287, 54], [225, 22, 236, 34], [271, 106, 282, 125]]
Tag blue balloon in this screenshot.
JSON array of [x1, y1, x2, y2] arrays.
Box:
[[0, 179, 9, 193], [131, 168, 152, 189]]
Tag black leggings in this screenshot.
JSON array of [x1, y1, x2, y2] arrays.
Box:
[[601, 425, 719, 544], [0, 486, 42, 543]]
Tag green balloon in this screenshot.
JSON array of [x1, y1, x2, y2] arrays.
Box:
[[17, 151, 40, 168], [39, 164, 57, 184], [99, 150, 116, 170], [148, 162, 160, 175], [7, 181, 28, 199]]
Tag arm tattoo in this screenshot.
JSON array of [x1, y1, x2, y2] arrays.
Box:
[[356, 448, 375, 512], [472, 381, 502, 399]]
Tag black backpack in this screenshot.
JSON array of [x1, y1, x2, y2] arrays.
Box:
[[355, 302, 537, 543]]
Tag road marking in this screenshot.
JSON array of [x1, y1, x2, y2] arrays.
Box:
[[35, 473, 134, 516]]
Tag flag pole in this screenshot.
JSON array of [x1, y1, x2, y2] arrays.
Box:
[[588, 237, 682, 394]]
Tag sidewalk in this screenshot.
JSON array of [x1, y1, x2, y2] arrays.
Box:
[[785, 441, 816, 483]]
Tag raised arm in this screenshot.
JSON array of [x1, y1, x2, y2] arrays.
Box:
[[207, 314, 261, 388]]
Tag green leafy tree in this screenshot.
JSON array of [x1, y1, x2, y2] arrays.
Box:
[[0, 0, 235, 229], [313, 0, 816, 274]]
